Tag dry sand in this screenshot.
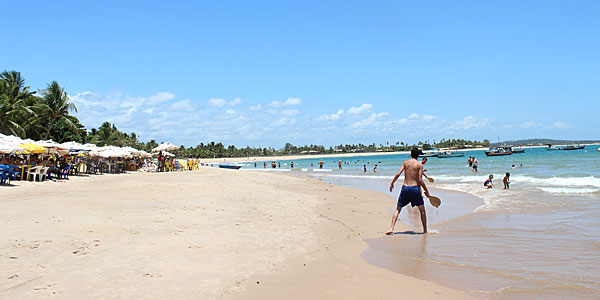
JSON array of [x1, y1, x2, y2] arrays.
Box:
[[1, 168, 471, 299]]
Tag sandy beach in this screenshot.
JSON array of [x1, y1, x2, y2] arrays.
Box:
[[1, 169, 472, 299]]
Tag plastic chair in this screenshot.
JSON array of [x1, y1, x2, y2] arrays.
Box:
[[27, 166, 43, 181], [0, 165, 10, 185], [59, 166, 70, 179]]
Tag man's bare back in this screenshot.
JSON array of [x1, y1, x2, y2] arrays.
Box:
[[387, 148, 430, 234]]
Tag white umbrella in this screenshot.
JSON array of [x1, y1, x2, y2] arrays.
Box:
[[122, 146, 143, 156], [0, 143, 25, 154], [152, 142, 180, 152], [37, 140, 70, 155], [163, 151, 176, 157], [138, 150, 152, 158]]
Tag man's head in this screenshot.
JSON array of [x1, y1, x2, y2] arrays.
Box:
[[421, 157, 428, 164], [411, 147, 421, 159]]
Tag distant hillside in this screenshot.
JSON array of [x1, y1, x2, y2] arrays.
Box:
[[492, 139, 600, 146]]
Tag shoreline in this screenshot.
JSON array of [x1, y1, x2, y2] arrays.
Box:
[[1, 169, 473, 299], [193, 144, 583, 164]]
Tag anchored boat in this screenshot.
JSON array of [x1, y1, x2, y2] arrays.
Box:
[[485, 147, 512, 156], [218, 164, 242, 169], [562, 145, 585, 150], [437, 151, 464, 158]]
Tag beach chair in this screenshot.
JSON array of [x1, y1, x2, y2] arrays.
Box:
[[27, 166, 42, 181], [0, 165, 10, 185], [39, 167, 50, 181], [59, 166, 70, 179]]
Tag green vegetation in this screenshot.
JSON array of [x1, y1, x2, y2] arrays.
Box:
[[1, 69, 491, 158]]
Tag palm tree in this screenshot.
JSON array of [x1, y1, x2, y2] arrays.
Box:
[[0, 71, 37, 137], [93, 122, 118, 146], [41, 81, 77, 139]]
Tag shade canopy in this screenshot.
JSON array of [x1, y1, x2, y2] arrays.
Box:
[[18, 143, 46, 154], [152, 142, 180, 152]]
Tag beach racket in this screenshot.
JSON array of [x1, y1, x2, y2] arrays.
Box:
[[426, 177, 434, 183], [428, 196, 441, 208]]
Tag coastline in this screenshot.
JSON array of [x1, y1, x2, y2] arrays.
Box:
[[0, 169, 472, 299], [193, 144, 571, 164]]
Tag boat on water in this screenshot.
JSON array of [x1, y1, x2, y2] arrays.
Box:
[[511, 147, 525, 153], [546, 144, 585, 151], [485, 147, 512, 156], [218, 164, 242, 169], [421, 150, 441, 158], [562, 145, 585, 150], [437, 151, 464, 158]]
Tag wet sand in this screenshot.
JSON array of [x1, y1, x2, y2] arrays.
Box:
[[0, 168, 471, 299]]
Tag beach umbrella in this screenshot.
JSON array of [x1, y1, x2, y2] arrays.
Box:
[[18, 143, 46, 154], [0, 143, 25, 154], [152, 142, 180, 152], [122, 146, 144, 156], [37, 140, 70, 155]]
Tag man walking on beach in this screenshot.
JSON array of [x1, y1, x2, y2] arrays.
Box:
[[387, 148, 430, 234]]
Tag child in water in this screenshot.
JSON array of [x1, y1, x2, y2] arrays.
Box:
[[503, 172, 510, 189], [484, 174, 494, 189]]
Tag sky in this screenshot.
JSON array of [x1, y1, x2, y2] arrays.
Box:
[[1, 1, 599, 147]]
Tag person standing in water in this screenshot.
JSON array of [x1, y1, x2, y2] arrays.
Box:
[[472, 157, 479, 172], [363, 164, 367, 173], [291, 161, 294, 168], [319, 160, 324, 169], [338, 160, 342, 170], [387, 148, 430, 234], [503, 172, 510, 189]]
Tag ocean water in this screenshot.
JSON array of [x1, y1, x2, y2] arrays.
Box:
[[240, 146, 600, 299]]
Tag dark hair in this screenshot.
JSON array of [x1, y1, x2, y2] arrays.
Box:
[[506, 172, 510, 176], [411, 148, 421, 159]]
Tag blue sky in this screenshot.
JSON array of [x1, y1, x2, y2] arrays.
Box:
[[2, 1, 599, 147]]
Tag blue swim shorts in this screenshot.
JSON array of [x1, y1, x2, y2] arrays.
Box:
[[397, 186, 424, 207]]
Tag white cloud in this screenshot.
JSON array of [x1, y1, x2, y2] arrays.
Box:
[[146, 92, 175, 106], [350, 112, 390, 128], [284, 97, 302, 106], [553, 122, 570, 128], [273, 117, 296, 126], [268, 101, 283, 108], [249, 104, 262, 111], [269, 98, 302, 108], [422, 115, 438, 121], [71, 91, 582, 148], [229, 98, 242, 106], [282, 109, 300, 116], [348, 103, 373, 115], [170, 99, 194, 111], [521, 121, 537, 128], [408, 113, 420, 119], [451, 116, 488, 130], [319, 109, 344, 121], [208, 98, 227, 107]]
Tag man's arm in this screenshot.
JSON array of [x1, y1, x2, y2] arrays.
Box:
[[418, 165, 430, 197], [389, 163, 405, 192]]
